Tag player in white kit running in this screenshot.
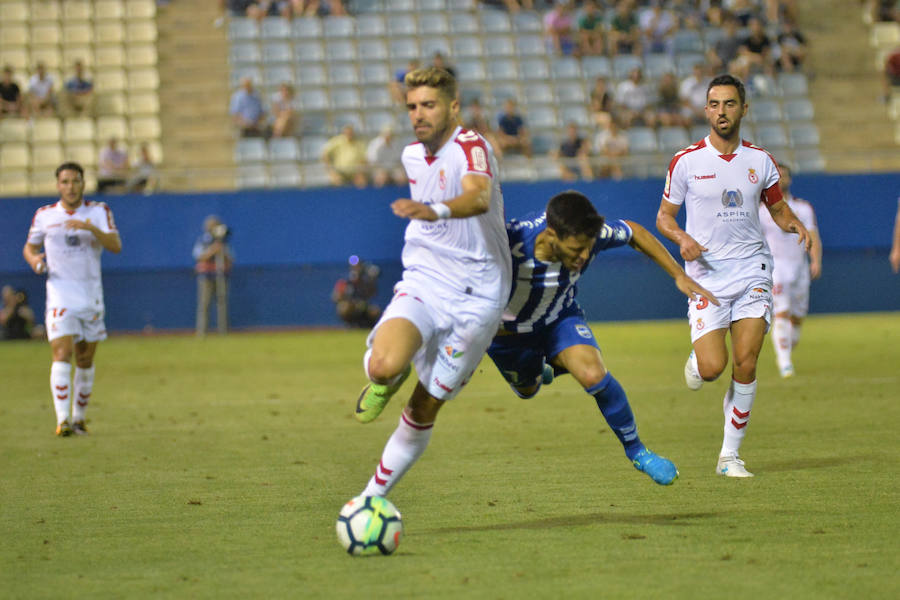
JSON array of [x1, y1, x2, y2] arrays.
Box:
[[656, 75, 811, 477], [758, 164, 822, 378], [23, 162, 122, 436], [353, 67, 512, 498]]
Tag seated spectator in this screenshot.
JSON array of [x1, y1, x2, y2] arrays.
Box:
[[126, 143, 160, 194], [269, 82, 297, 138], [593, 119, 628, 180], [883, 46, 900, 103], [495, 98, 533, 158], [639, 0, 677, 55], [463, 98, 502, 157], [544, 0, 576, 56], [656, 72, 689, 128], [62, 60, 94, 117], [553, 122, 593, 181], [589, 76, 615, 128], [738, 17, 776, 76], [366, 125, 407, 188], [290, 0, 347, 16], [97, 138, 130, 194], [390, 59, 421, 105], [431, 52, 457, 79], [608, 0, 642, 56], [230, 77, 267, 138], [729, 0, 757, 26], [706, 17, 742, 72], [576, 1, 606, 57], [776, 19, 807, 72], [614, 66, 656, 128], [478, 0, 534, 13], [321, 124, 368, 188], [0, 65, 24, 117], [27, 62, 56, 117], [679, 62, 711, 125], [1, 286, 38, 341]]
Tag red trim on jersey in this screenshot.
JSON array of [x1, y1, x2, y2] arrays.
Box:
[[761, 183, 783, 207], [30, 203, 53, 228], [718, 153, 737, 162], [454, 128, 493, 177], [663, 138, 707, 199], [101, 202, 118, 230], [424, 156, 438, 166]]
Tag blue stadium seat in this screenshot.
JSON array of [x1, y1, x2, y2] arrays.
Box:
[[552, 57, 582, 81], [357, 14, 387, 37], [449, 13, 478, 34], [756, 124, 789, 149], [364, 110, 400, 136], [421, 36, 451, 58], [689, 124, 708, 142], [230, 65, 261, 88], [389, 38, 420, 61], [528, 106, 559, 130], [333, 110, 364, 131], [384, 0, 415, 10], [300, 136, 329, 161], [362, 86, 393, 109], [788, 123, 820, 147], [658, 126, 690, 153], [420, 0, 447, 9], [582, 56, 612, 80], [388, 14, 417, 36], [481, 10, 512, 33], [331, 86, 362, 109], [263, 64, 295, 88], [512, 11, 542, 32], [294, 41, 325, 63], [515, 34, 546, 56], [676, 53, 705, 77], [779, 72, 809, 97], [260, 17, 291, 39], [613, 54, 643, 79], [627, 127, 659, 154], [751, 99, 783, 124], [644, 54, 676, 79], [323, 16, 355, 38], [559, 104, 590, 128], [358, 39, 388, 62], [235, 138, 267, 163], [296, 64, 327, 87], [555, 81, 586, 104], [784, 99, 814, 121], [329, 63, 358, 86], [229, 42, 261, 65], [673, 30, 703, 54], [327, 40, 357, 62], [455, 59, 486, 80], [522, 82, 554, 106], [236, 164, 268, 189], [451, 35, 484, 58], [518, 58, 550, 80], [489, 83, 521, 105], [300, 114, 330, 136], [531, 132, 558, 155], [420, 14, 449, 36], [261, 41, 292, 64], [292, 18, 322, 39], [269, 138, 300, 162], [360, 62, 390, 86], [793, 149, 825, 172], [298, 88, 329, 111], [270, 163, 302, 188], [488, 58, 520, 81], [484, 35, 515, 57], [228, 18, 258, 41]]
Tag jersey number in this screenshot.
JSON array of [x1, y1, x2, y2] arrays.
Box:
[[51, 308, 67, 318], [695, 297, 709, 311]]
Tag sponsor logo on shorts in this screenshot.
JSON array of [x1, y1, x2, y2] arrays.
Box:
[[433, 377, 453, 393], [444, 345, 464, 359], [748, 168, 759, 184], [575, 324, 593, 339], [749, 287, 770, 300]]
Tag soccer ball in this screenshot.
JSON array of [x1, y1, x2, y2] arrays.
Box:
[[336, 495, 403, 556]]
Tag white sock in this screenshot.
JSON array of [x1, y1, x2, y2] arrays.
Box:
[[72, 366, 95, 423], [721, 379, 756, 457], [50, 361, 72, 425], [362, 412, 434, 497], [772, 316, 793, 369], [791, 323, 802, 348]]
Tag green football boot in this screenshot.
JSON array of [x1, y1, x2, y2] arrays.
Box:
[[355, 364, 411, 424]]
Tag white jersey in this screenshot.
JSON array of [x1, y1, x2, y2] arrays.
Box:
[[663, 136, 780, 279], [27, 200, 117, 312], [759, 193, 816, 266], [400, 126, 512, 306]]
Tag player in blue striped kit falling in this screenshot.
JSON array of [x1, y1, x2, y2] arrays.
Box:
[[487, 190, 719, 485]]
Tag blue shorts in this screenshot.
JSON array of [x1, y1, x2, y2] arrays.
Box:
[[487, 305, 600, 387]]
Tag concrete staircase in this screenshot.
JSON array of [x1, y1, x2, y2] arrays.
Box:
[[798, 0, 900, 172], [155, 0, 234, 191]]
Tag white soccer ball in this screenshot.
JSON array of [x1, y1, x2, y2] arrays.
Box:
[[336, 495, 403, 556]]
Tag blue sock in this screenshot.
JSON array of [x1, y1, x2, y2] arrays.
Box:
[[586, 372, 644, 460]]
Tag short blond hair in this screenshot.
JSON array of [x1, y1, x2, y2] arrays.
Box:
[[404, 66, 457, 102]]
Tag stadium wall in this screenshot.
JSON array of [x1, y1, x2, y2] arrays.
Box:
[[1, 173, 898, 332]]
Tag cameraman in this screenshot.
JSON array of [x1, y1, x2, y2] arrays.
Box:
[[332, 256, 382, 328], [193, 215, 233, 336]]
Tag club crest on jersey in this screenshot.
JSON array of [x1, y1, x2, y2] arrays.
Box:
[[575, 325, 593, 339], [444, 345, 464, 359], [720, 189, 744, 208], [748, 168, 759, 184], [438, 169, 446, 190]]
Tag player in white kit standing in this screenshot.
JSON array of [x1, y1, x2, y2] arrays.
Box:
[[352, 67, 512, 497], [656, 75, 811, 477], [758, 164, 822, 378], [23, 162, 122, 436]]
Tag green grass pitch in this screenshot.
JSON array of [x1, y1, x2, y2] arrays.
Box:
[[1, 313, 898, 599]]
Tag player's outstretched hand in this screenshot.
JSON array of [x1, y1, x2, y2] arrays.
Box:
[[391, 198, 438, 221], [676, 273, 720, 306]]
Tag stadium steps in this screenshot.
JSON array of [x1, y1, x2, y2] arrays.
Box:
[[155, 0, 235, 190], [799, 0, 900, 171]]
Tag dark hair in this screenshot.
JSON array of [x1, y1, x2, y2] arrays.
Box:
[[55, 162, 84, 180], [546, 190, 605, 240], [707, 73, 746, 105]]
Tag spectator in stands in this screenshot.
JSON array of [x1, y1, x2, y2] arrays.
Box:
[[97, 138, 130, 195], [230, 77, 267, 138], [608, 0, 643, 57], [776, 19, 808, 72], [544, 0, 577, 56], [656, 71, 689, 128], [62, 60, 94, 117], [729, 0, 757, 26], [639, 0, 678, 55], [553, 122, 593, 181], [27, 62, 56, 117], [321, 124, 368, 188], [1, 286, 38, 341], [390, 59, 421, 105], [269, 82, 297, 138], [593, 119, 628, 180], [496, 98, 533, 158], [430, 52, 457, 80], [463, 98, 502, 158], [706, 16, 742, 72], [576, 1, 606, 57], [614, 66, 657, 128], [589, 76, 615, 128], [367, 125, 407, 188], [883, 46, 900, 103], [891, 197, 900, 273], [126, 143, 160, 195], [679, 62, 711, 125], [290, 0, 347, 16], [738, 17, 776, 76], [478, 0, 534, 13], [0, 65, 24, 118]]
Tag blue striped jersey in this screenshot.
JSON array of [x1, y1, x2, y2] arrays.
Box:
[[501, 211, 633, 333]]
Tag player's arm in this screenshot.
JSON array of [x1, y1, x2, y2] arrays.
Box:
[[765, 196, 811, 252], [65, 219, 122, 253], [23, 242, 47, 274], [625, 220, 720, 306], [391, 173, 490, 221], [809, 227, 823, 280], [890, 201, 900, 274], [655, 199, 707, 261]]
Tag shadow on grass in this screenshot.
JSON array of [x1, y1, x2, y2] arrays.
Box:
[[422, 511, 721, 535], [760, 454, 878, 473]]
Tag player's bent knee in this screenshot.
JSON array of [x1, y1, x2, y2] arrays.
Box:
[[365, 352, 405, 383]]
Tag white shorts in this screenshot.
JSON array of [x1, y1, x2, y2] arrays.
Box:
[[687, 255, 773, 343], [45, 305, 107, 343], [772, 260, 810, 317], [367, 275, 503, 401]]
